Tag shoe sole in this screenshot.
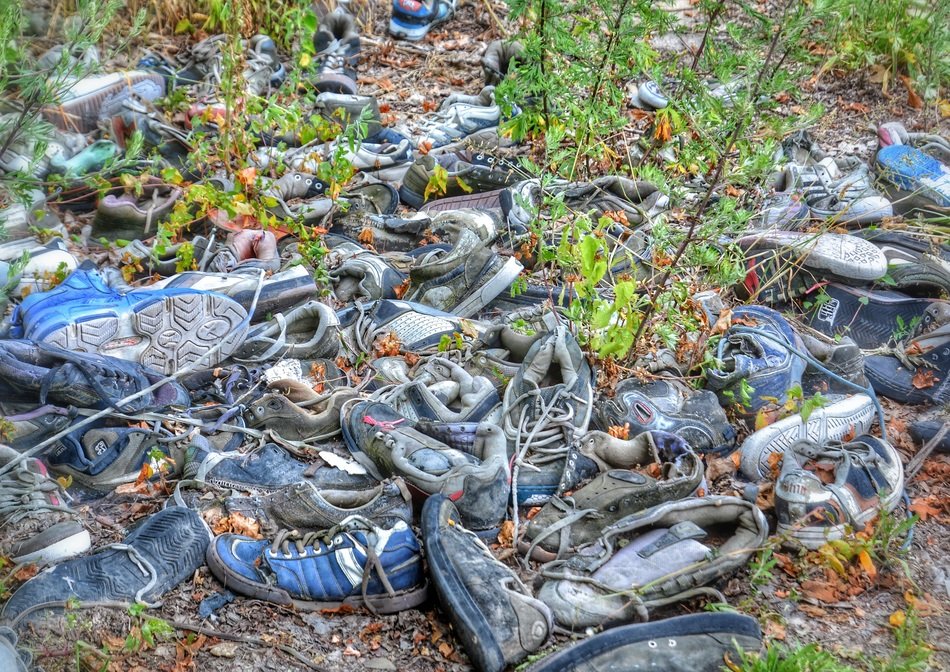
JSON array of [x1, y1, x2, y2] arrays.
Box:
[[451, 256, 524, 318], [42, 72, 166, 134], [12, 522, 91, 565], [421, 188, 505, 213], [739, 394, 876, 480], [42, 293, 248, 375], [205, 537, 428, 614], [801, 282, 948, 348], [738, 231, 887, 283]]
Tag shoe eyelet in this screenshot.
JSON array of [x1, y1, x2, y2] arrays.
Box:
[[648, 640, 657, 648], [668, 639, 676, 647], [294, 174, 301, 181]]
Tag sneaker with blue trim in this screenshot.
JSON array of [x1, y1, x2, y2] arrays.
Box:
[[875, 144, 950, 218], [206, 517, 428, 614], [11, 266, 248, 375], [389, 0, 457, 41]]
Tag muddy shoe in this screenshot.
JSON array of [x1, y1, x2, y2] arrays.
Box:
[[481, 40, 524, 85], [236, 300, 342, 362], [313, 7, 360, 94], [775, 435, 904, 549], [799, 330, 867, 396], [422, 495, 552, 672], [0, 444, 91, 564], [245, 389, 357, 442], [537, 496, 768, 629], [0, 404, 77, 452], [206, 517, 427, 614], [93, 178, 183, 241], [522, 432, 704, 560], [377, 357, 500, 423], [1, 506, 209, 624], [525, 612, 762, 672], [226, 477, 413, 536]]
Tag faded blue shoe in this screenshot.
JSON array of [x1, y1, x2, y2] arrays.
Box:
[[705, 305, 806, 415], [876, 144, 950, 217], [389, 0, 457, 41], [206, 517, 428, 613], [11, 265, 248, 375]]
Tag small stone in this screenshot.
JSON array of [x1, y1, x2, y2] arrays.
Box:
[[365, 657, 397, 670], [301, 613, 333, 637], [210, 642, 239, 658], [407, 93, 425, 106]]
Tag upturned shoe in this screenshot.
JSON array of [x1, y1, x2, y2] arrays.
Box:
[[245, 388, 358, 441], [875, 144, 950, 218], [537, 496, 768, 629], [522, 431, 704, 560], [595, 376, 736, 455], [0, 340, 190, 413], [183, 439, 377, 493], [342, 401, 510, 531], [739, 393, 877, 480], [705, 305, 807, 415], [236, 300, 342, 362], [422, 495, 552, 672], [406, 224, 523, 317], [225, 477, 413, 536], [0, 444, 91, 564], [206, 517, 428, 613], [313, 7, 360, 93], [93, 178, 183, 241], [524, 612, 762, 672], [775, 435, 904, 549], [852, 228, 950, 296], [503, 326, 595, 506], [377, 357, 500, 423], [389, 0, 457, 41], [1, 506, 209, 623]]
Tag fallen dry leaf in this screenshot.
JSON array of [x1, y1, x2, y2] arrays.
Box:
[[800, 579, 840, 603], [497, 520, 514, 546], [13, 564, 38, 582], [607, 423, 630, 439], [900, 75, 924, 110], [889, 609, 906, 628], [842, 101, 870, 114], [909, 498, 942, 521], [911, 368, 938, 389]]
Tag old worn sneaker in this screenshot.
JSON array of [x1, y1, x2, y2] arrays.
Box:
[[537, 496, 768, 629], [852, 228, 950, 296], [0, 444, 91, 564], [775, 435, 904, 549], [422, 495, 552, 672], [236, 300, 341, 362], [206, 517, 428, 613], [389, 0, 457, 41], [244, 388, 358, 441], [376, 357, 500, 423], [313, 8, 360, 93]]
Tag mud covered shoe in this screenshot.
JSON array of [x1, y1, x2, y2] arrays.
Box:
[[0, 444, 91, 564], [706, 305, 806, 415], [422, 495, 552, 672], [1, 506, 209, 623], [775, 435, 904, 549], [594, 377, 735, 455], [93, 178, 183, 241], [236, 300, 341, 362], [206, 517, 428, 614], [525, 612, 762, 672], [244, 388, 358, 441], [0, 340, 190, 413], [522, 432, 704, 561], [226, 478, 413, 536], [503, 326, 595, 506], [342, 401, 510, 531], [12, 266, 248, 375], [389, 0, 457, 41], [537, 496, 768, 629], [739, 393, 876, 480]]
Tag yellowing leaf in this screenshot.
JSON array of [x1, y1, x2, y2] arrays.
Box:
[[889, 610, 906, 628], [857, 549, 877, 579], [57, 475, 73, 489], [299, 53, 312, 68]]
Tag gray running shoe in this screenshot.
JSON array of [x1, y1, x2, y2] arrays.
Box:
[[376, 357, 501, 423], [236, 300, 341, 362], [245, 388, 358, 442]]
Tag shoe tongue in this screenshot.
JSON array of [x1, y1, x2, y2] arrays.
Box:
[[80, 428, 125, 462]]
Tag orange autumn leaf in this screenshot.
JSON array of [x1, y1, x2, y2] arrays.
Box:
[[608, 423, 630, 439], [422, 100, 438, 113], [654, 117, 673, 142], [889, 610, 906, 628], [357, 227, 375, 245], [13, 564, 38, 582], [901, 75, 924, 110], [236, 166, 257, 187], [909, 498, 942, 521], [857, 549, 877, 579], [374, 332, 402, 358], [911, 368, 938, 389], [393, 277, 411, 299]]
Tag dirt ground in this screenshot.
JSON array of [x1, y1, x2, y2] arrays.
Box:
[[6, 1, 950, 670]]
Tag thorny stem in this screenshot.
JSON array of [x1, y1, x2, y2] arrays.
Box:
[[632, 0, 798, 348]]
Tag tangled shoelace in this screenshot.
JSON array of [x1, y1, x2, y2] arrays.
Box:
[[39, 359, 137, 412], [0, 460, 75, 526]]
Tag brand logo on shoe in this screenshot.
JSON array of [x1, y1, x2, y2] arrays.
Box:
[[157, 329, 182, 347], [103, 336, 143, 350], [816, 298, 839, 325], [92, 439, 109, 456]]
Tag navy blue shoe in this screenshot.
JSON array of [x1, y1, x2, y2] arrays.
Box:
[[705, 305, 806, 414], [389, 0, 457, 41], [206, 518, 428, 613], [12, 266, 248, 375]]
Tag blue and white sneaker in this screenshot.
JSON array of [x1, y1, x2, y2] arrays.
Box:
[[389, 0, 457, 41], [876, 143, 950, 217], [11, 265, 248, 375], [206, 517, 428, 613], [416, 86, 511, 153]]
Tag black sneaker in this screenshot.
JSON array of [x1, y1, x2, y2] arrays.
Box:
[[1, 507, 209, 623], [422, 495, 552, 672], [398, 150, 526, 209]]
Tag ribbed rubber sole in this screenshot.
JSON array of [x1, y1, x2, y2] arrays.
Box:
[[421, 188, 506, 213], [42, 293, 248, 375]]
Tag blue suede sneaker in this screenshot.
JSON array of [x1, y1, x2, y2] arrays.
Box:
[[705, 305, 807, 415], [206, 517, 428, 613], [389, 0, 457, 41], [11, 266, 248, 375]]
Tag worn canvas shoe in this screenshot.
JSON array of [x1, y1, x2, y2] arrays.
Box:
[[1, 506, 209, 623], [236, 300, 341, 362], [481, 40, 524, 86], [851, 228, 950, 296], [522, 431, 704, 560], [389, 0, 457, 41], [12, 267, 248, 375], [0, 340, 190, 413], [0, 404, 77, 452], [422, 495, 552, 672], [93, 178, 183, 241], [206, 517, 428, 613], [0, 444, 91, 564], [225, 477, 413, 536], [799, 330, 868, 396], [594, 376, 736, 455], [406, 224, 523, 317], [342, 401, 510, 531], [503, 326, 595, 506], [775, 435, 904, 549], [398, 150, 525, 209], [537, 496, 768, 629], [525, 612, 762, 672], [244, 389, 357, 441], [705, 305, 807, 415], [739, 393, 877, 480]]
